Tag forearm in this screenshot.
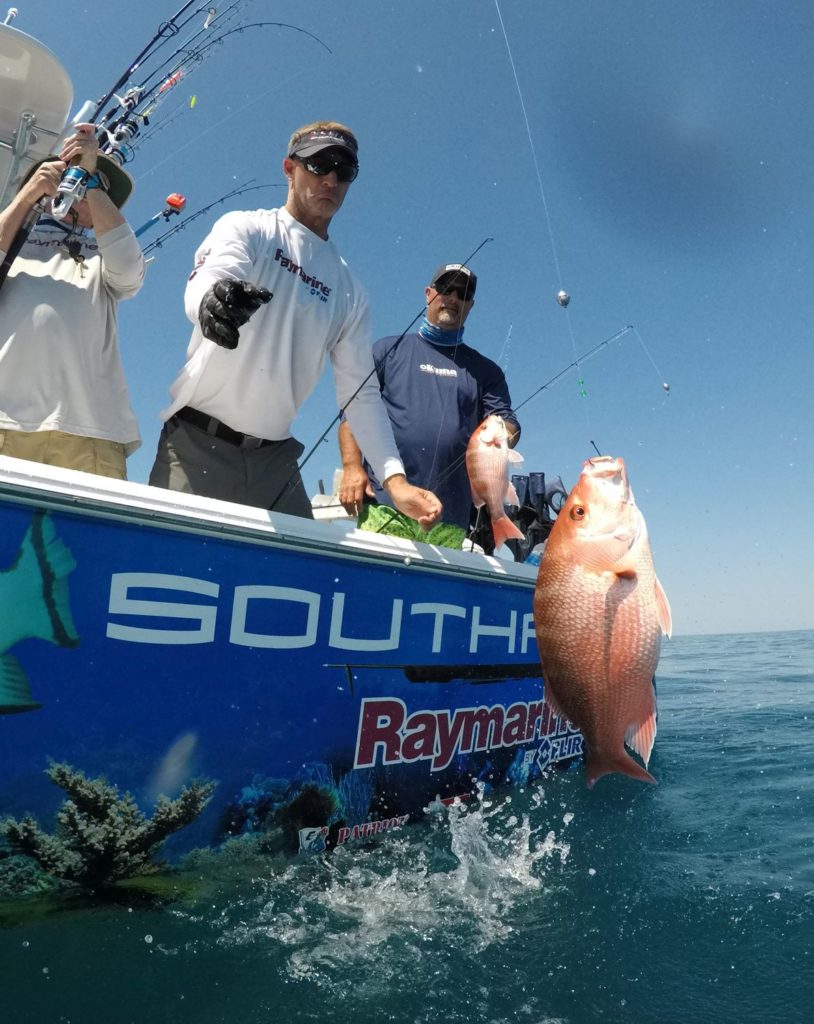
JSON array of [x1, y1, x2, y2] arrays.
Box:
[[85, 188, 125, 235], [338, 420, 364, 470], [97, 222, 145, 297]]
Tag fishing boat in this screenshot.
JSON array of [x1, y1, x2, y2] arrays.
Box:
[[0, 457, 582, 857], [0, 15, 581, 870]]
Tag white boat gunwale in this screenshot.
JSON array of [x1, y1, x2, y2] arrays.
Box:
[[0, 456, 539, 587]]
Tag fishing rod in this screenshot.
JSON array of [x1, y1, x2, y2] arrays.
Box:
[[137, 18, 331, 102], [134, 192, 187, 239], [104, 2, 247, 119], [512, 325, 634, 413], [0, 4, 243, 286], [99, 13, 333, 162], [407, 325, 637, 502], [266, 238, 495, 511], [89, 0, 232, 123], [140, 181, 282, 256], [95, 1, 250, 161]]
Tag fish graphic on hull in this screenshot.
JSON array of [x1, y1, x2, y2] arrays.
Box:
[[0, 511, 79, 715]]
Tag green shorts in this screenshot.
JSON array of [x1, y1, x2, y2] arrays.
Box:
[[357, 501, 466, 549]]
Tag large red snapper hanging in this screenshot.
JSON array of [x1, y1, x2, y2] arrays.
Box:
[[465, 415, 525, 549], [533, 456, 672, 787]]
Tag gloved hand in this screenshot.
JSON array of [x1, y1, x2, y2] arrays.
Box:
[[198, 279, 272, 349]]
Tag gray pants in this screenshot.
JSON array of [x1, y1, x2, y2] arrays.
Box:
[[148, 416, 313, 518]]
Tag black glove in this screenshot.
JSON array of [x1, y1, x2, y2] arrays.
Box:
[[198, 279, 272, 349]]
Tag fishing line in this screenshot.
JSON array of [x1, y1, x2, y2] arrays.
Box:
[[631, 326, 671, 394], [497, 322, 513, 372], [132, 68, 310, 182], [493, 0, 587, 410], [266, 239, 495, 512], [512, 325, 633, 413], [410, 325, 635, 502]]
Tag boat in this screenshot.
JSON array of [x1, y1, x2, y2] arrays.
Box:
[[0, 457, 582, 858], [0, 17, 581, 873]]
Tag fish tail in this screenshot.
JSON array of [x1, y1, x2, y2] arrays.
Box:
[[585, 749, 657, 788], [489, 514, 525, 549], [7, 512, 80, 649], [0, 654, 42, 714]]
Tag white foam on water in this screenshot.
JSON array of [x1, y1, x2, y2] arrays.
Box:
[[209, 787, 573, 992]]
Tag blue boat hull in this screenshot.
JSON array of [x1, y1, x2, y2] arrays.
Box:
[[0, 459, 582, 859]]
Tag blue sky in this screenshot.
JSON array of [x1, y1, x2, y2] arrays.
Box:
[[15, 0, 814, 635]]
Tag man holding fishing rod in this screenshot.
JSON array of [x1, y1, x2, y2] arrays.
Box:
[[0, 124, 145, 478], [338, 263, 520, 548], [150, 120, 442, 529]]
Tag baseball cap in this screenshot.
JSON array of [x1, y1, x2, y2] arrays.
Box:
[[430, 263, 477, 296], [95, 155, 134, 208]]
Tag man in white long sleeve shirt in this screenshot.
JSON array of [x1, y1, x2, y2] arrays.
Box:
[[0, 125, 145, 479], [149, 120, 442, 528]]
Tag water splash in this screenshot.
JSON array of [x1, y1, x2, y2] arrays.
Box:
[[206, 788, 572, 990]]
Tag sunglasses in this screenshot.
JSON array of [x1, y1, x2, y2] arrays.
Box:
[[433, 282, 473, 302], [293, 153, 359, 183]]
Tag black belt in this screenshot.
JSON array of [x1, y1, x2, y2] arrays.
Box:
[[174, 406, 275, 450]]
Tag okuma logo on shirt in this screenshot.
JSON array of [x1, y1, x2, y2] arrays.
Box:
[[419, 363, 457, 378]]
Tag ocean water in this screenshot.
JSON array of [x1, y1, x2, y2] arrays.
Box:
[[2, 630, 812, 1023]]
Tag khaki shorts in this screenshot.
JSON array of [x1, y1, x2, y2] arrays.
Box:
[[0, 429, 127, 480]]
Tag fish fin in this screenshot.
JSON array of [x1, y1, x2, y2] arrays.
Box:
[[32, 513, 80, 648], [507, 449, 524, 464], [490, 514, 525, 548], [625, 706, 658, 766], [0, 655, 42, 714], [655, 576, 672, 637], [504, 481, 520, 508], [585, 749, 657, 788], [577, 534, 636, 573]]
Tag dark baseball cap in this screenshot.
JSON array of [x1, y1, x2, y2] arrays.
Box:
[[22, 153, 134, 208], [430, 263, 477, 296], [289, 128, 358, 162]]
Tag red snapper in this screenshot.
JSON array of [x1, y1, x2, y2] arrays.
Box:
[[533, 456, 672, 787], [465, 415, 524, 549]]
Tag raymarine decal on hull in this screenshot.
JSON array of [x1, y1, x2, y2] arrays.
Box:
[[353, 696, 577, 772]]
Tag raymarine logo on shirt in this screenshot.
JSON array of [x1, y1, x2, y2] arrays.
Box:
[[419, 363, 458, 378], [274, 247, 331, 300]]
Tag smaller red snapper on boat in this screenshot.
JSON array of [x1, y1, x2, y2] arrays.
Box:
[[465, 415, 525, 549], [533, 456, 672, 788]]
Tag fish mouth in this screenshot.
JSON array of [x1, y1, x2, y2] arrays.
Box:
[[582, 455, 631, 503]]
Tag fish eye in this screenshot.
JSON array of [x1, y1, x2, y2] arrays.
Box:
[[570, 506, 586, 520]]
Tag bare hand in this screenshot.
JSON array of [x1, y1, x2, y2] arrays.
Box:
[[383, 475, 443, 531], [22, 160, 66, 204], [59, 123, 99, 174], [339, 465, 374, 516]]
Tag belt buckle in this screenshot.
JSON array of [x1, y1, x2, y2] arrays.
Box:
[[239, 433, 266, 451]]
